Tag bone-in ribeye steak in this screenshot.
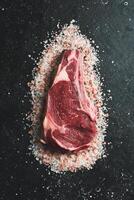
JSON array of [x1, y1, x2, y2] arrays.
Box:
[[43, 50, 97, 151]]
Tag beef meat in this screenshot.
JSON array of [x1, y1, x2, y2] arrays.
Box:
[[43, 50, 97, 151]]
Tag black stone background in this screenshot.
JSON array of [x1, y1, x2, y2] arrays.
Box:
[[0, 0, 134, 200]]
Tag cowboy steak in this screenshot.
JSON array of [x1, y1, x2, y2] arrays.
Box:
[[43, 50, 97, 151]]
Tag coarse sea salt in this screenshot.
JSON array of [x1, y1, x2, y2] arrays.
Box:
[[27, 21, 108, 173]]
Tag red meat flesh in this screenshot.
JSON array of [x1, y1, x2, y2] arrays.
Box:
[[43, 50, 97, 151]]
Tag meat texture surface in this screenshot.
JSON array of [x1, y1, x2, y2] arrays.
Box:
[[43, 50, 97, 151]]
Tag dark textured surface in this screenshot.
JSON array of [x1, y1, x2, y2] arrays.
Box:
[[0, 0, 134, 200]]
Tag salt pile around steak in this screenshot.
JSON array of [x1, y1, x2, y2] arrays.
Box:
[[43, 50, 97, 151], [28, 21, 108, 173]]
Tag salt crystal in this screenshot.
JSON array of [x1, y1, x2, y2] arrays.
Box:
[[101, 0, 109, 5], [124, 2, 128, 6]]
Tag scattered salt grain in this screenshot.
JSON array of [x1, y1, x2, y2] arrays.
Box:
[[101, 0, 109, 5], [124, 2, 128, 6], [95, 187, 101, 192]]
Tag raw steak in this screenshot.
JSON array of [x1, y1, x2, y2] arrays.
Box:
[[43, 50, 97, 151]]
